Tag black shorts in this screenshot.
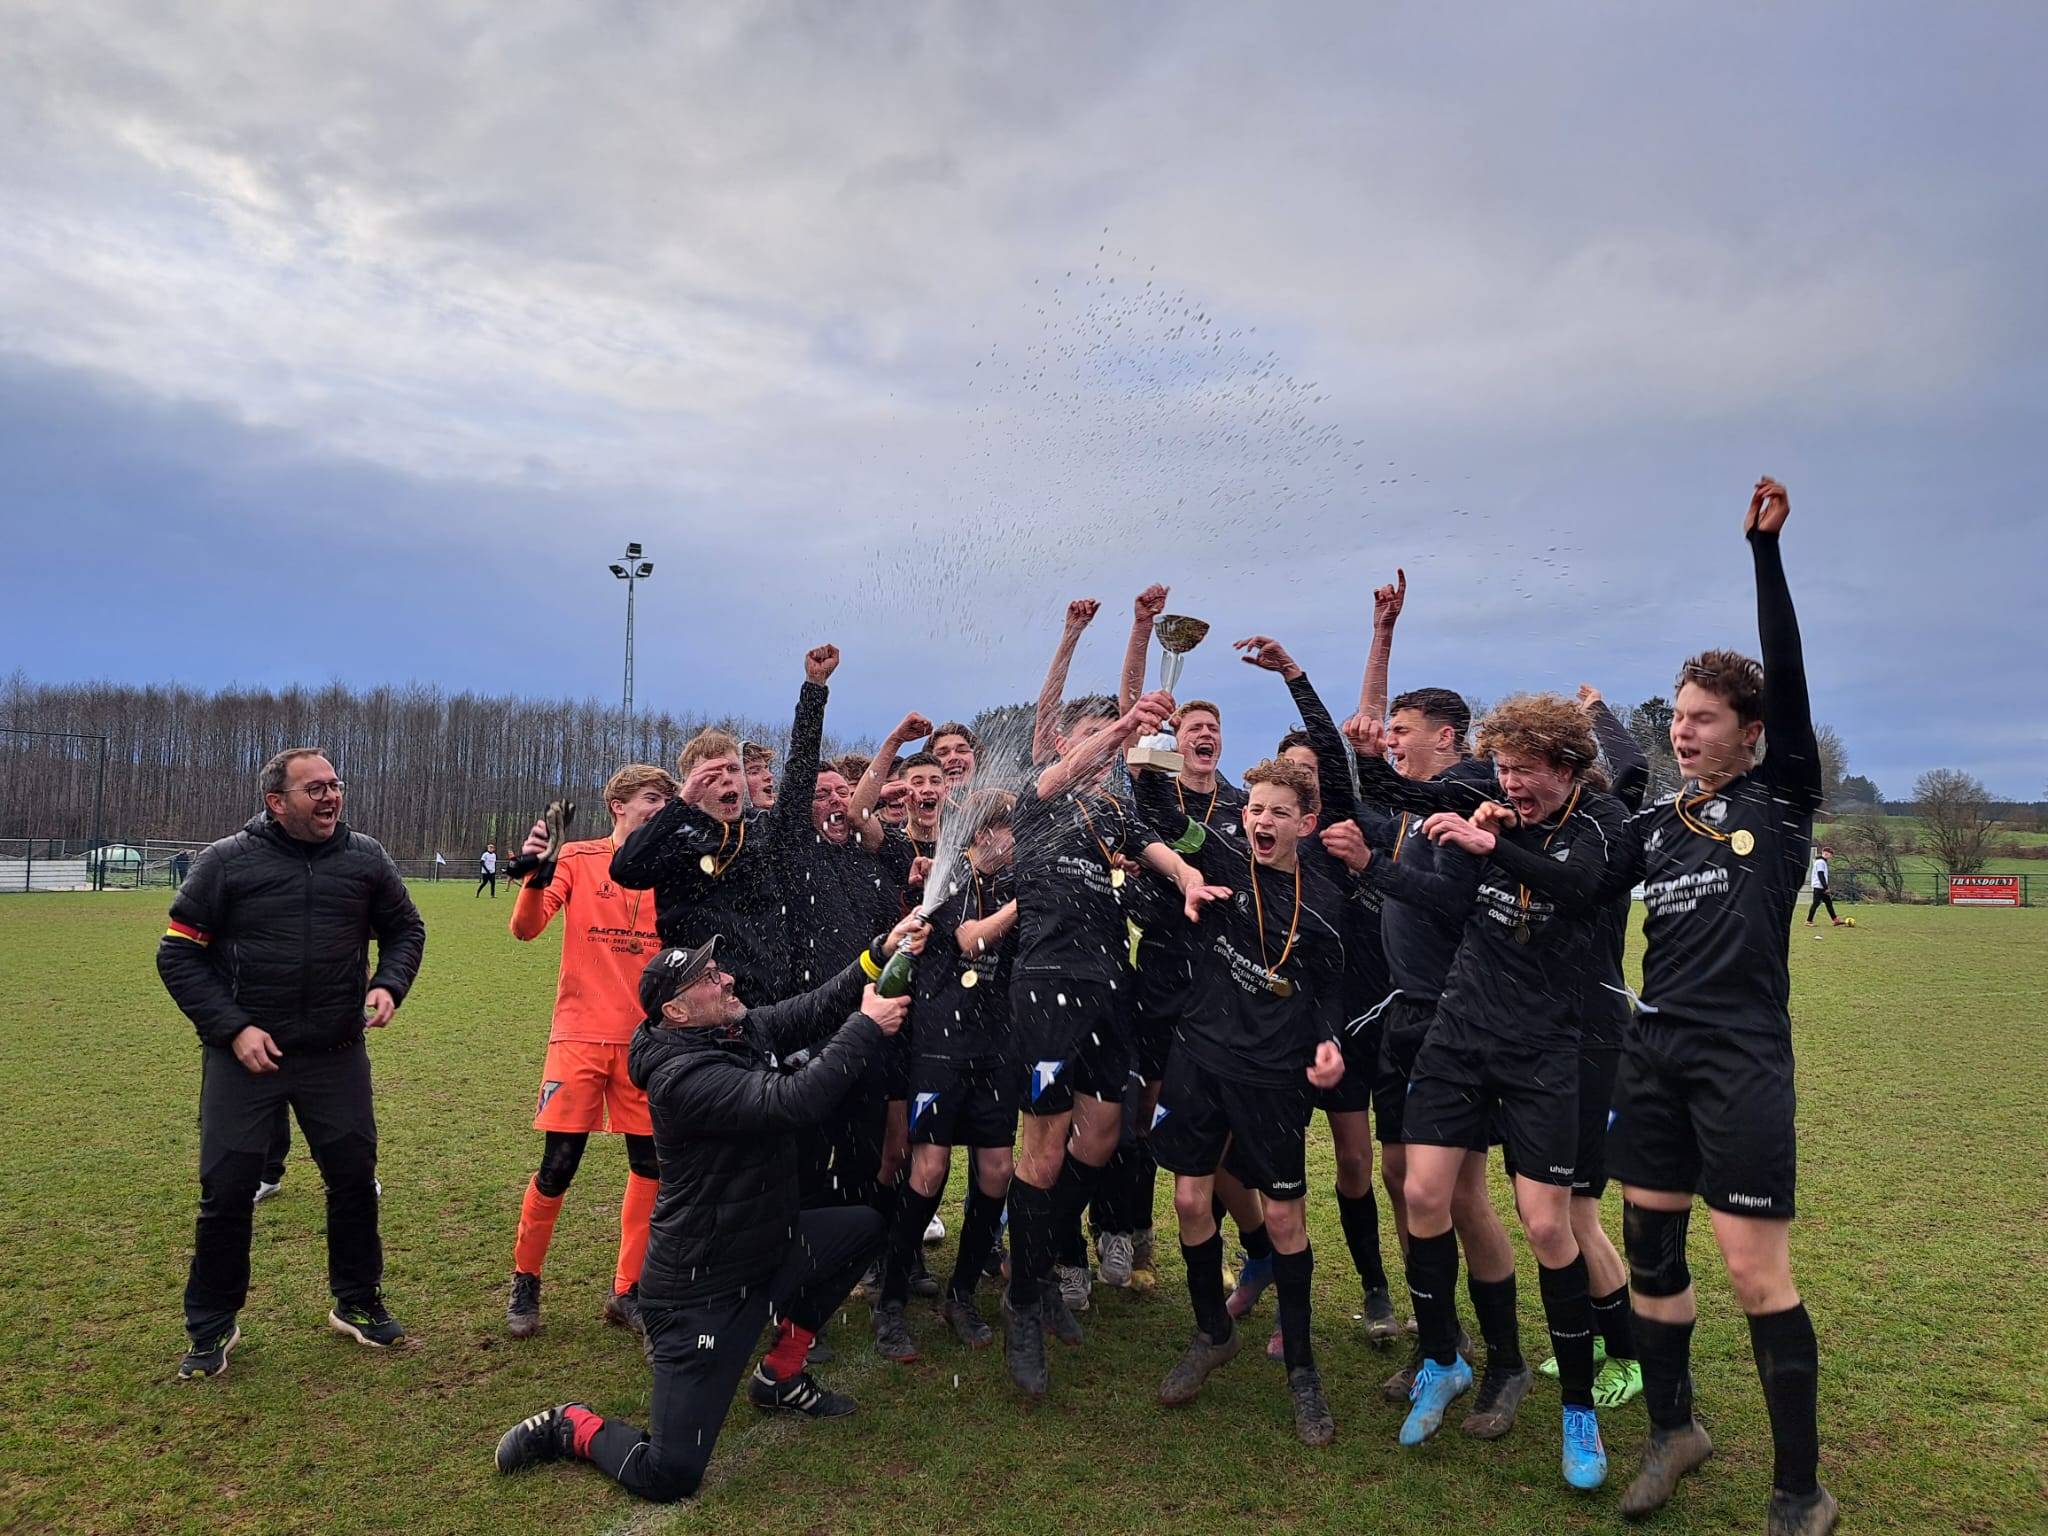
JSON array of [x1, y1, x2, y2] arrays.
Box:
[[1608, 1018, 1798, 1219], [1371, 993, 1437, 1144], [1149, 1047, 1310, 1201], [1312, 1011, 1381, 1115], [1500, 1047, 1621, 1198], [907, 1058, 1017, 1149], [1012, 976, 1130, 1116], [1128, 1009, 1175, 1086], [1403, 1024, 1579, 1188]]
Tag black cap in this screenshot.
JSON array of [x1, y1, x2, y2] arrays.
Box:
[[639, 935, 721, 1019]]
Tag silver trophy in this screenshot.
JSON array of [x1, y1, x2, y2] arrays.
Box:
[[1124, 614, 1210, 774]]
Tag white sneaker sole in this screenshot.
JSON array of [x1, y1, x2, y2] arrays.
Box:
[[178, 1324, 240, 1381], [327, 1310, 402, 1348]]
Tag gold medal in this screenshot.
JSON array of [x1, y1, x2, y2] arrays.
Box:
[[1514, 922, 1531, 945], [1111, 866, 1126, 889], [628, 940, 644, 955], [1731, 829, 1755, 856], [1268, 974, 1294, 998], [960, 967, 980, 990], [699, 853, 717, 876]]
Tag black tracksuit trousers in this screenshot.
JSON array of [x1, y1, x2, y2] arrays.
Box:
[[583, 1204, 883, 1502], [185, 1040, 382, 1342]]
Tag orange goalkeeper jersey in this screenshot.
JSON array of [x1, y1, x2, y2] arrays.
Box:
[[510, 838, 661, 1045]]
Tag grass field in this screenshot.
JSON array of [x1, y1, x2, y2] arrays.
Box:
[[2, 885, 2043, 1536]]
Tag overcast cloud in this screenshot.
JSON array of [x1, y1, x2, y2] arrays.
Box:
[[3, 2, 2042, 796]]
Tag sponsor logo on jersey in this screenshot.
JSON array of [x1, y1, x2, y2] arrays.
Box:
[[1702, 798, 1728, 825]]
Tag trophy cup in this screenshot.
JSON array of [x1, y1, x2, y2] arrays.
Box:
[[505, 799, 576, 887], [1124, 614, 1210, 774]]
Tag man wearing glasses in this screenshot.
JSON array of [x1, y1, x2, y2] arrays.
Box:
[[158, 747, 426, 1380]]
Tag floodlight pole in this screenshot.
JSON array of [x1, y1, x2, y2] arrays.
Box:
[[609, 543, 654, 720]]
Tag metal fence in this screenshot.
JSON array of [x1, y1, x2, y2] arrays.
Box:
[[0, 838, 482, 892]]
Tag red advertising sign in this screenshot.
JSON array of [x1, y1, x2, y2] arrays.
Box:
[[1949, 875, 2022, 907]]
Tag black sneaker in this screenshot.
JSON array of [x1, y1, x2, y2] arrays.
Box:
[[872, 1301, 919, 1362], [177, 1324, 240, 1381], [747, 1365, 856, 1418], [601, 1283, 644, 1335], [1158, 1325, 1242, 1405], [328, 1294, 406, 1348], [1362, 1285, 1401, 1348], [1461, 1361, 1534, 1440], [1002, 1294, 1049, 1396], [1620, 1419, 1715, 1518], [908, 1254, 942, 1300], [942, 1293, 994, 1349], [1766, 1485, 1839, 1536], [506, 1272, 541, 1339], [494, 1403, 585, 1474], [1288, 1364, 1336, 1447], [1041, 1286, 1085, 1347]]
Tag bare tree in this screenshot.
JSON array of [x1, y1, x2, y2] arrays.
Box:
[[1838, 807, 1909, 903], [1813, 723, 1847, 812], [1913, 768, 1999, 880]]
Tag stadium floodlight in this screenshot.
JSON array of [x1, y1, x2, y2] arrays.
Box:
[[610, 542, 653, 718]]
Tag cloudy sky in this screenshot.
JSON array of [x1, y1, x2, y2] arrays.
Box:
[[3, 2, 2042, 797]]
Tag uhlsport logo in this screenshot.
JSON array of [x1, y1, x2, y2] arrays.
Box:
[[1726, 1191, 1774, 1210], [1029, 1060, 1066, 1102]]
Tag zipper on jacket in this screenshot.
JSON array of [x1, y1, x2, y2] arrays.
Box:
[[301, 851, 315, 1032]]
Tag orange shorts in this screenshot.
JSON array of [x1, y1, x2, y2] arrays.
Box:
[[533, 1040, 651, 1136]]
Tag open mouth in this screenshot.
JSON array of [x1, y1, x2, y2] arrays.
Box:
[[916, 796, 941, 813], [1191, 743, 1216, 764], [719, 791, 741, 813], [943, 763, 968, 782], [1252, 828, 1277, 856]]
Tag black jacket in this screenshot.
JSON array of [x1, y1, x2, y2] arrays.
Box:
[[784, 832, 902, 991], [157, 813, 426, 1053], [629, 959, 878, 1306], [611, 680, 828, 1003]]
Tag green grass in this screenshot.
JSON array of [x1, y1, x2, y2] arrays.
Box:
[[2, 886, 2042, 1535]]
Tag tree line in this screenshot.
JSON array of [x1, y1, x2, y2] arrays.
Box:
[[0, 673, 852, 859]]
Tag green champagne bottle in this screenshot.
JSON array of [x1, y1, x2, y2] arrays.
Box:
[[876, 938, 917, 999]]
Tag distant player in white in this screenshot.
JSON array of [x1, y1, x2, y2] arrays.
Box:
[[1804, 847, 1840, 927]]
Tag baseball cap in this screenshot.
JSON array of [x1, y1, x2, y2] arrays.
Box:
[[639, 935, 722, 1019]]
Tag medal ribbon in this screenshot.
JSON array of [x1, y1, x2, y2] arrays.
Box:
[[1249, 845, 1303, 989], [704, 816, 746, 877], [1673, 790, 1733, 845], [1072, 794, 1121, 883], [1515, 782, 1584, 929]]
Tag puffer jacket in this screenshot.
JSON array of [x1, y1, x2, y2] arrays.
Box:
[[157, 812, 426, 1053], [629, 958, 877, 1306]]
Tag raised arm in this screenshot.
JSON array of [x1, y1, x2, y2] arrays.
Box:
[[156, 847, 255, 1047], [849, 710, 931, 852], [1033, 599, 1099, 765], [1581, 687, 1650, 814], [1232, 635, 1359, 824], [768, 647, 837, 850], [610, 793, 719, 891], [1359, 568, 1405, 721], [1120, 584, 1169, 713], [1035, 689, 1172, 801], [1746, 479, 1822, 813]]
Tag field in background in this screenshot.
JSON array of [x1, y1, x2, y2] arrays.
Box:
[[1, 885, 2042, 1535]]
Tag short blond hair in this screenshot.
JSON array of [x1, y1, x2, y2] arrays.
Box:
[[604, 763, 679, 808], [1475, 694, 1597, 775], [1173, 699, 1221, 729], [678, 729, 741, 778]]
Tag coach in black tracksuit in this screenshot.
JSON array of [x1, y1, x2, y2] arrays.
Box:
[[492, 916, 924, 1504], [157, 747, 425, 1377]]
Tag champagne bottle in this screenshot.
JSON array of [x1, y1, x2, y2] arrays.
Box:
[[875, 936, 918, 999]]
